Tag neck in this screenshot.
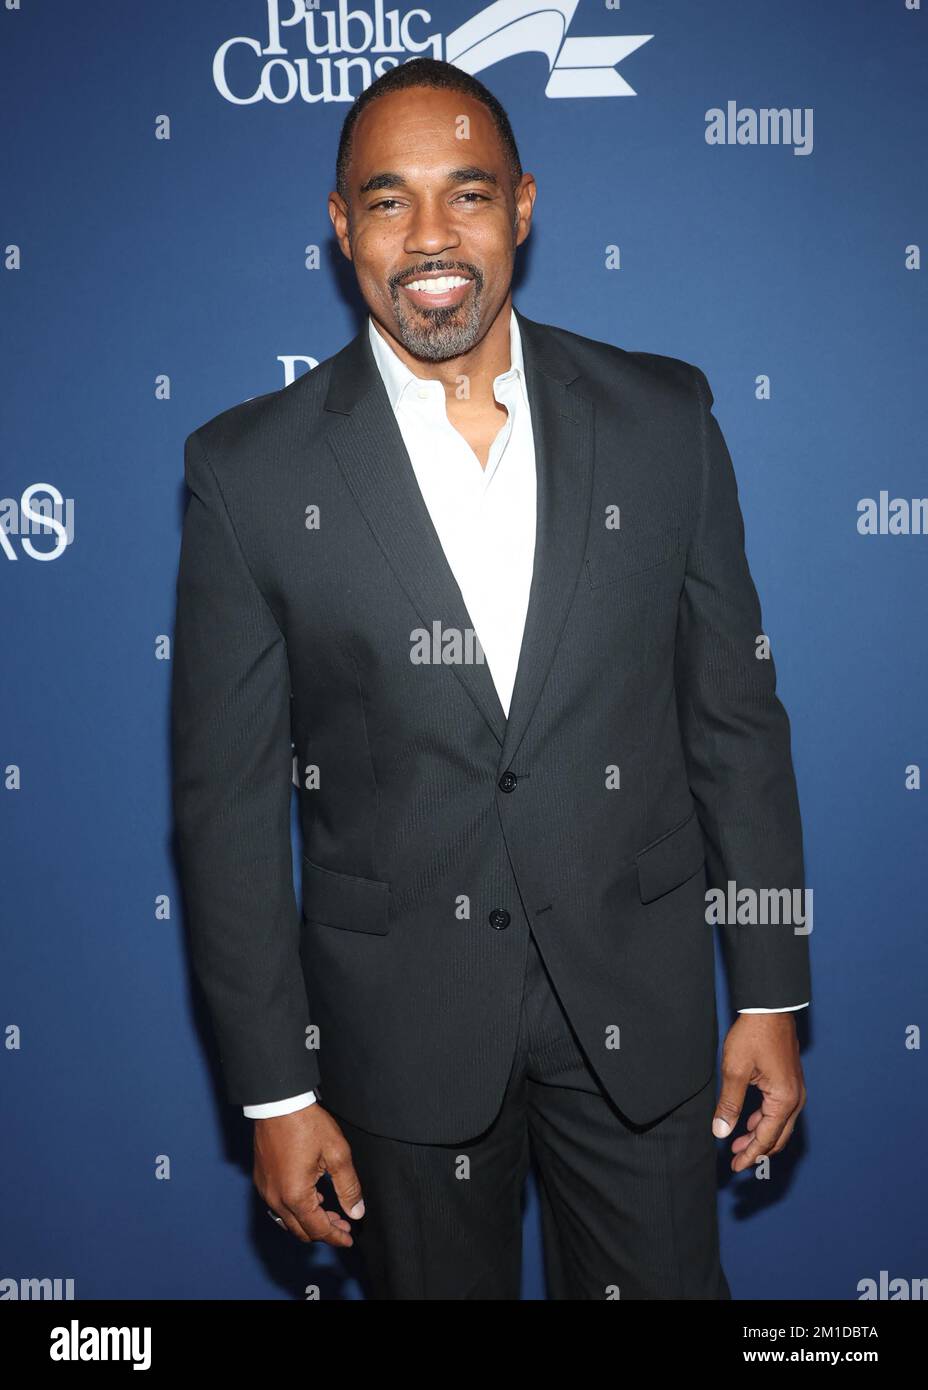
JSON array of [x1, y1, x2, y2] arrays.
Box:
[[371, 296, 513, 413]]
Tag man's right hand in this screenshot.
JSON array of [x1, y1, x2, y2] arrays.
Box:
[[253, 1104, 365, 1246]]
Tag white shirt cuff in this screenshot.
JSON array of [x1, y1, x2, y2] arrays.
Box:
[[242, 1090, 317, 1118], [738, 1002, 809, 1013]]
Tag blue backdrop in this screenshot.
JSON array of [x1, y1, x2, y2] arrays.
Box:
[[2, 0, 925, 1301]]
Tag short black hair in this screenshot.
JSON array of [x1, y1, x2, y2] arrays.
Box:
[[335, 57, 523, 204]]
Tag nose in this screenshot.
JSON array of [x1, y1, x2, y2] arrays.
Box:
[[404, 194, 461, 258]]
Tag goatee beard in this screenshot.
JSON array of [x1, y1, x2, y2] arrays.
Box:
[[388, 289, 483, 363]]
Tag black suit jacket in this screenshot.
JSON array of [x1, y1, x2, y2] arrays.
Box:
[[170, 306, 811, 1143]]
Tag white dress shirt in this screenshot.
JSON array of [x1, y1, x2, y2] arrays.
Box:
[[242, 310, 806, 1119]]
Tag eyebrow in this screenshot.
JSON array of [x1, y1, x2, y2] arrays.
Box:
[[358, 166, 500, 196]]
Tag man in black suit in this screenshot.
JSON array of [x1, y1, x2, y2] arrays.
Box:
[[171, 57, 810, 1300]]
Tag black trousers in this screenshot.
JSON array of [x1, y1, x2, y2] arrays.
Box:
[[330, 929, 732, 1300]]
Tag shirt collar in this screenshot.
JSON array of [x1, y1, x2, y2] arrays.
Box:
[[367, 307, 528, 415]]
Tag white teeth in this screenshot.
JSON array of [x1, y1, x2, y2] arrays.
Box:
[[405, 276, 470, 294]]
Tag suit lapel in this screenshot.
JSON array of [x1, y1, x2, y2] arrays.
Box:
[[500, 309, 594, 771], [321, 306, 594, 763]]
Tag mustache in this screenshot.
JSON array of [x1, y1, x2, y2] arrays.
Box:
[[392, 263, 481, 289]]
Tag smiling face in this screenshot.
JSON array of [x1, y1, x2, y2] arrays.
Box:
[[330, 85, 535, 363]]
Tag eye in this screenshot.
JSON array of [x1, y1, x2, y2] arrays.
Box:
[[369, 192, 490, 213]]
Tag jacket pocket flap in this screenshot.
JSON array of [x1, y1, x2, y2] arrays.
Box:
[[635, 809, 706, 904], [301, 856, 391, 935], [586, 522, 681, 589]]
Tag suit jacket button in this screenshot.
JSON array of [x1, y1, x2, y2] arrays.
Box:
[[498, 771, 517, 792], [489, 908, 511, 930]]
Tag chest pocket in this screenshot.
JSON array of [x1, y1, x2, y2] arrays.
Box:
[[584, 521, 682, 591]]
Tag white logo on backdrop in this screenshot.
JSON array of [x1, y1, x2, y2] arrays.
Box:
[[214, 0, 653, 104]]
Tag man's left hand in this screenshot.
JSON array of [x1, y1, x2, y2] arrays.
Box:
[[712, 1015, 807, 1172]]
